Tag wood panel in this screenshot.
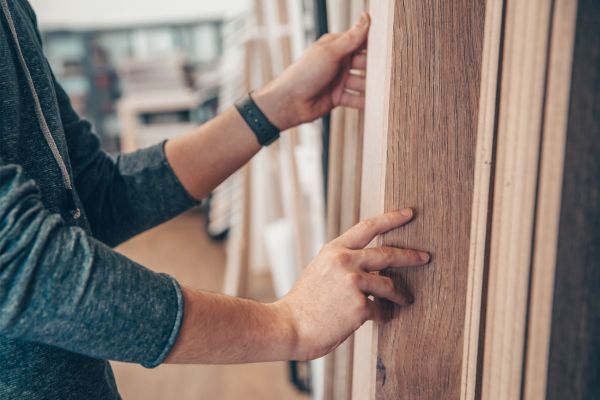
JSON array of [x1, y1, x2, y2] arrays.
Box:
[[353, 0, 486, 398], [351, 0, 395, 398], [545, 0, 600, 398], [324, 1, 366, 398], [377, 0, 485, 398], [349, 0, 599, 398], [460, 0, 504, 398], [479, 0, 555, 397], [521, 0, 578, 397]]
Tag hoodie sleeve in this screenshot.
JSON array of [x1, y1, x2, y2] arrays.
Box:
[[23, 0, 198, 246], [56, 78, 199, 247], [0, 159, 184, 368]]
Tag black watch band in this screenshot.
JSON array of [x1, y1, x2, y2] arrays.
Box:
[[234, 93, 281, 146]]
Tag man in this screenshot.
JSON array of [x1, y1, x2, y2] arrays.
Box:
[[0, 1, 430, 398]]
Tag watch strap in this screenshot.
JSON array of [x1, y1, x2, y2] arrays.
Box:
[[234, 93, 281, 146]]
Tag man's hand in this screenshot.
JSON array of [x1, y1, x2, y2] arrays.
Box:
[[165, 209, 429, 365], [253, 13, 370, 131], [274, 208, 430, 361], [166, 13, 370, 201]]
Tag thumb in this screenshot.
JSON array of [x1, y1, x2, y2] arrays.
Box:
[[332, 12, 370, 56]]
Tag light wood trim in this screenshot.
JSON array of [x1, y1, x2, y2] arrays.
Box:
[[223, 40, 256, 297], [351, 1, 395, 399], [480, 0, 554, 398], [523, 0, 579, 398], [460, 0, 505, 398], [326, 108, 346, 241]]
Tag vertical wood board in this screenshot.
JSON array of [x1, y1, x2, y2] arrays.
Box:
[[375, 0, 485, 398], [545, 0, 600, 398], [351, 0, 396, 398], [522, 0, 579, 397], [460, 0, 505, 398], [480, 0, 554, 397]]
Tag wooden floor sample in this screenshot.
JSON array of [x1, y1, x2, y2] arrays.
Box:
[[346, 0, 484, 400], [364, 1, 486, 399], [112, 211, 308, 400]]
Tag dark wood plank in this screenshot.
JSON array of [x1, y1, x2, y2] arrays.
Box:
[[546, 0, 600, 398]]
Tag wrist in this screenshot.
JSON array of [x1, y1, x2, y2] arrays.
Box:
[[267, 300, 300, 360], [252, 86, 296, 131]]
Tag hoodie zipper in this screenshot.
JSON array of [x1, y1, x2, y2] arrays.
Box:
[[1, 0, 81, 219]]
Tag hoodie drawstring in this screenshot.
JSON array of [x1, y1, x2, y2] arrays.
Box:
[[1, 0, 81, 219]]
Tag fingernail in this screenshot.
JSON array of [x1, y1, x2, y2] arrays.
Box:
[[403, 291, 415, 305], [420, 252, 431, 263], [357, 12, 368, 27], [401, 208, 413, 217]]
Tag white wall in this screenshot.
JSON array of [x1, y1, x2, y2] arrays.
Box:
[[29, 0, 251, 30]]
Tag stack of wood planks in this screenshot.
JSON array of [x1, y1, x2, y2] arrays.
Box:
[[215, 0, 598, 398], [323, 0, 599, 399]]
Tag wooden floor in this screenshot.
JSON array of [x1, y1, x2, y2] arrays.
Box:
[[113, 210, 308, 400]]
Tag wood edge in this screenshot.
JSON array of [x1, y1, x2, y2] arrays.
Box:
[[326, 108, 347, 241], [460, 0, 505, 398], [351, 0, 395, 399], [522, 0, 579, 398], [481, 1, 555, 398]]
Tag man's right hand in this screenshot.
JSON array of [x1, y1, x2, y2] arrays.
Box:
[[275, 208, 431, 361], [165, 209, 429, 365]]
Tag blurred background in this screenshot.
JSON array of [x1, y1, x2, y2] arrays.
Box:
[[29, 0, 363, 399]]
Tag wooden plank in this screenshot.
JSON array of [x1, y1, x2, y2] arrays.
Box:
[[521, 0, 579, 397], [223, 40, 256, 297], [459, 0, 504, 398], [329, 6, 366, 399], [480, 0, 554, 398], [351, 1, 395, 398], [545, 0, 600, 398], [371, 0, 485, 397], [323, 107, 345, 400], [339, 108, 364, 233], [223, 165, 252, 297], [274, 0, 311, 271], [325, 108, 346, 242]]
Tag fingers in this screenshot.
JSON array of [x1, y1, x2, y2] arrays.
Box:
[[333, 208, 415, 249], [355, 273, 413, 306], [339, 90, 365, 109], [364, 298, 380, 321], [345, 74, 366, 92], [331, 12, 370, 56], [358, 247, 431, 272], [351, 53, 367, 69], [317, 32, 341, 44]]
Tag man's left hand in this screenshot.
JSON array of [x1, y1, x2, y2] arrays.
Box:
[[253, 12, 370, 131]]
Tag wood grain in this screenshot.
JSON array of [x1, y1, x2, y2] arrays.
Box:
[[367, 0, 485, 398], [460, 0, 504, 398], [351, 1, 395, 399], [480, 0, 554, 398]]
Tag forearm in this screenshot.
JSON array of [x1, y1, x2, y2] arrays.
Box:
[[165, 88, 284, 200], [164, 12, 372, 201], [165, 286, 298, 364], [0, 163, 182, 366]]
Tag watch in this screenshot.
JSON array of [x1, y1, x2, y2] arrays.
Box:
[[234, 93, 281, 146]]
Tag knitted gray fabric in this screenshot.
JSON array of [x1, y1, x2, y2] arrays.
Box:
[[0, 1, 199, 398]]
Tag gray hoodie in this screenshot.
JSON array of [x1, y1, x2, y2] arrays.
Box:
[[0, 0, 198, 398]]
